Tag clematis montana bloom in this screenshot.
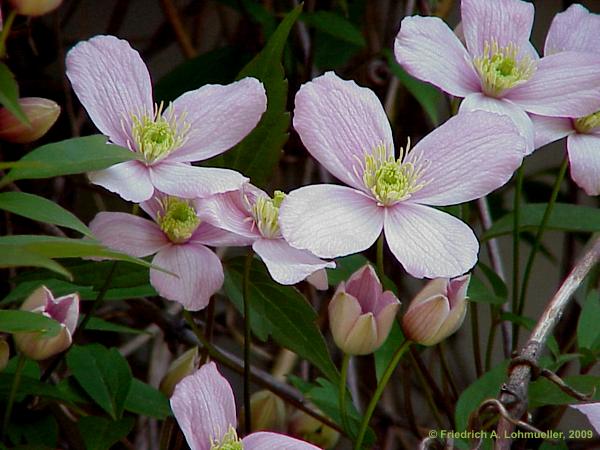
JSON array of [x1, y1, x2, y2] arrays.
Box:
[[171, 362, 320, 450], [571, 403, 600, 435], [89, 194, 247, 310], [529, 4, 600, 196], [66, 35, 267, 202], [279, 72, 525, 279], [197, 184, 335, 287], [394, 0, 600, 154]]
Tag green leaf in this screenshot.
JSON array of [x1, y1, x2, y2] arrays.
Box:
[[383, 49, 444, 126], [483, 203, 600, 240], [467, 275, 506, 305], [477, 262, 508, 300], [301, 11, 365, 47], [529, 375, 600, 408], [0, 247, 72, 280], [0, 135, 139, 186], [0, 310, 61, 337], [77, 416, 135, 450], [578, 290, 600, 351], [124, 379, 171, 419], [0, 62, 27, 124], [208, 4, 303, 186], [86, 317, 147, 335], [224, 257, 339, 382], [374, 322, 404, 383], [66, 344, 132, 420], [0, 192, 92, 237]]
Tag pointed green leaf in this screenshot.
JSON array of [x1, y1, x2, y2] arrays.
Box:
[[0, 62, 27, 124], [124, 379, 171, 419], [0, 246, 72, 280], [577, 290, 600, 351], [0, 310, 61, 337], [77, 416, 135, 450]]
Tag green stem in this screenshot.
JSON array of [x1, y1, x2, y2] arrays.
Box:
[[339, 354, 351, 433], [470, 302, 483, 378], [2, 353, 26, 438], [0, 10, 17, 59], [517, 156, 568, 320], [243, 252, 253, 435], [484, 309, 498, 372], [354, 339, 411, 450], [511, 166, 524, 348], [376, 233, 385, 280], [409, 351, 445, 429]]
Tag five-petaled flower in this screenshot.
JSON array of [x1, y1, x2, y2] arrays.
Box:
[[279, 72, 525, 279], [66, 35, 267, 203], [394, 0, 600, 153]]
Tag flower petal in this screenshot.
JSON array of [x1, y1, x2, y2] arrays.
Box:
[[544, 4, 600, 55], [149, 162, 247, 199], [570, 403, 600, 435], [166, 78, 267, 162], [171, 362, 237, 450], [394, 16, 480, 97], [384, 203, 478, 278], [407, 111, 525, 206], [506, 51, 600, 117], [459, 93, 534, 154], [190, 222, 254, 247], [150, 243, 224, 311], [461, 0, 534, 58], [279, 184, 384, 259], [567, 133, 600, 196], [243, 431, 321, 450], [252, 238, 335, 285], [195, 190, 259, 239], [89, 160, 155, 203], [89, 212, 168, 257], [530, 114, 573, 149], [66, 35, 152, 147], [293, 71, 393, 190]]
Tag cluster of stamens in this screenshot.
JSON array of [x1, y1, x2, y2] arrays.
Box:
[[574, 110, 600, 134], [359, 141, 427, 206], [210, 426, 243, 450], [473, 40, 536, 97], [157, 197, 200, 243], [129, 102, 190, 163], [249, 191, 286, 239]]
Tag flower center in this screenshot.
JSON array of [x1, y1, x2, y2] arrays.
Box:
[[157, 197, 200, 243], [574, 110, 600, 134], [130, 102, 189, 163], [210, 426, 243, 450], [360, 141, 427, 206], [473, 40, 536, 97], [250, 191, 286, 239]]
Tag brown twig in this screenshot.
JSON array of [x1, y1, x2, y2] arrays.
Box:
[[159, 0, 197, 59]]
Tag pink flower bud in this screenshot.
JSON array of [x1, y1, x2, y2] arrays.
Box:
[[328, 264, 400, 355], [0, 97, 60, 143], [402, 275, 470, 346], [14, 286, 79, 360], [159, 347, 198, 397], [9, 0, 63, 16]]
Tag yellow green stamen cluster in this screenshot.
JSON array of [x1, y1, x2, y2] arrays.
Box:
[[473, 40, 536, 97], [130, 102, 189, 163], [362, 142, 427, 206], [210, 426, 243, 450], [157, 197, 200, 243], [574, 110, 600, 134], [251, 191, 286, 239]]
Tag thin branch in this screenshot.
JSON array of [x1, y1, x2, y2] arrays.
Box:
[[159, 0, 197, 59]]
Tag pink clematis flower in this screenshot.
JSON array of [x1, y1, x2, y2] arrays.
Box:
[[89, 194, 248, 311], [197, 184, 335, 287], [394, 0, 600, 154], [571, 403, 600, 435], [66, 35, 267, 202], [171, 362, 321, 450], [528, 4, 600, 196], [279, 72, 526, 279]]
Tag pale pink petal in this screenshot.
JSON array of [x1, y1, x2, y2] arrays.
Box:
[[166, 78, 267, 162], [461, 0, 534, 58], [306, 269, 329, 291], [394, 16, 480, 97], [384, 203, 478, 278], [567, 133, 600, 196], [279, 184, 384, 259], [150, 243, 224, 311], [171, 362, 237, 450], [571, 403, 600, 435], [89, 160, 154, 203], [66, 35, 152, 147], [530, 114, 573, 149], [189, 221, 254, 247], [506, 52, 600, 117], [293, 71, 393, 190], [195, 190, 259, 239], [252, 238, 335, 285], [545, 4, 600, 55], [407, 111, 524, 206], [345, 265, 381, 313], [89, 212, 168, 257], [459, 93, 534, 154], [243, 432, 321, 450], [149, 162, 247, 199]]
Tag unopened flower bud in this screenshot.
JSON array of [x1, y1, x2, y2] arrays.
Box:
[[0, 97, 60, 143], [0, 340, 9, 372], [240, 390, 286, 432], [402, 275, 470, 346], [328, 264, 400, 355], [289, 408, 340, 449], [13, 286, 79, 360], [159, 347, 198, 397], [9, 0, 63, 16]]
